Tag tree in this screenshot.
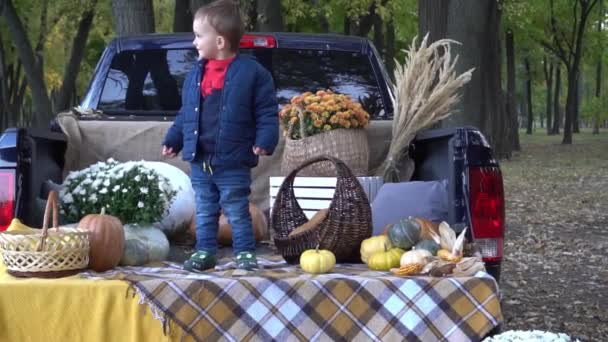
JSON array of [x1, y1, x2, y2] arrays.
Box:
[[524, 57, 534, 134], [173, 0, 192, 32], [257, 0, 283, 31], [543, 56, 554, 135], [541, 0, 600, 144], [0, 0, 98, 127], [419, 0, 511, 158], [552, 64, 562, 134], [505, 29, 520, 150], [593, 0, 603, 134], [111, 0, 155, 36]]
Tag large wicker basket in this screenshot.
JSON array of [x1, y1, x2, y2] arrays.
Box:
[[272, 156, 372, 264], [0, 191, 90, 278], [281, 128, 369, 177]]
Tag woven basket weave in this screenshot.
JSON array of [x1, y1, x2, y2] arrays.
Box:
[[281, 128, 369, 177], [272, 156, 372, 264], [0, 191, 90, 278]]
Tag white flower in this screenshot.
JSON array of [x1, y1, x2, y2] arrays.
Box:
[[147, 174, 155, 180], [140, 187, 149, 194], [103, 179, 111, 187], [100, 188, 108, 194], [112, 185, 121, 192], [122, 188, 128, 193], [92, 179, 102, 188], [137, 201, 144, 208], [63, 193, 74, 204], [79, 188, 86, 196], [83, 178, 93, 184], [134, 175, 141, 182], [89, 194, 98, 203], [107, 158, 116, 163]]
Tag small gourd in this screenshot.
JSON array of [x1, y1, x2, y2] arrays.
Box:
[[360, 235, 392, 263], [400, 249, 432, 267], [368, 245, 404, 271], [414, 239, 441, 255], [386, 217, 421, 250], [300, 248, 336, 274]]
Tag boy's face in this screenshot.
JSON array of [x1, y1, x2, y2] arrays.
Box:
[[192, 16, 228, 60]]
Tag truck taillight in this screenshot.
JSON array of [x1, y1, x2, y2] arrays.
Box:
[[469, 166, 504, 263], [0, 170, 15, 231], [240, 34, 276, 48]]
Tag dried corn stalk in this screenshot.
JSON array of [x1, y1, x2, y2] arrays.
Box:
[[377, 34, 474, 182]]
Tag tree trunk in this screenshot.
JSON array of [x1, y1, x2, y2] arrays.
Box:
[[419, 0, 510, 158], [505, 29, 520, 150], [54, 2, 97, 112], [552, 65, 561, 135], [573, 74, 581, 133], [563, 67, 577, 144], [543, 57, 554, 135], [173, 0, 192, 32], [373, 11, 384, 59], [343, 16, 351, 35], [594, 0, 603, 134], [111, 0, 155, 36], [256, 0, 283, 31], [0, 0, 53, 127], [525, 58, 533, 134]]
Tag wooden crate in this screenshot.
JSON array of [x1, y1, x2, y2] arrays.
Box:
[[269, 177, 383, 219]]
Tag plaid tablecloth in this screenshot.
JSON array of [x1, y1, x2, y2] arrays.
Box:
[[83, 258, 502, 342]]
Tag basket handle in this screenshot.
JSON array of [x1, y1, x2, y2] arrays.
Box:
[[38, 190, 60, 251]]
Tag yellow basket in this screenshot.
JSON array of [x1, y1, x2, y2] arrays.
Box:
[[0, 191, 89, 278]]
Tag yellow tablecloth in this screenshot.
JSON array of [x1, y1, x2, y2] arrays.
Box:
[[0, 261, 168, 342]]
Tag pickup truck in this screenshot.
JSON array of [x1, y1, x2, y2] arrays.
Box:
[[0, 32, 505, 282]]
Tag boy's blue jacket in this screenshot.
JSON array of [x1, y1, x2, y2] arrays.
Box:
[[162, 54, 279, 168]]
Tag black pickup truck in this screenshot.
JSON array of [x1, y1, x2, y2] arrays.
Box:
[[0, 32, 505, 281]]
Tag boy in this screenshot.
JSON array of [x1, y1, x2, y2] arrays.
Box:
[[162, 0, 278, 271]]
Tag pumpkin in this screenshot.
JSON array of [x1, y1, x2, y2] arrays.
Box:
[[386, 218, 421, 250], [188, 204, 268, 246], [300, 248, 336, 274], [288, 209, 329, 237], [400, 249, 432, 267], [414, 239, 441, 255], [368, 245, 404, 271], [78, 208, 125, 272], [360, 235, 392, 263]]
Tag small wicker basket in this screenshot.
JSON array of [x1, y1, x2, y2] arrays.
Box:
[[272, 156, 372, 264], [0, 191, 90, 278]]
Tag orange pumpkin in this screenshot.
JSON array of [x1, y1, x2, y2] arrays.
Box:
[[78, 208, 125, 272], [188, 203, 268, 246]]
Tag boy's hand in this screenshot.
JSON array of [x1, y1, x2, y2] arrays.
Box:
[[162, 145, 177, 157], [253, 146, 268, 156]]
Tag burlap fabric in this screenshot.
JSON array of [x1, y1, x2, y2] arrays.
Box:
[[56, 112, 394, 213], [281, 128, 369, 176]]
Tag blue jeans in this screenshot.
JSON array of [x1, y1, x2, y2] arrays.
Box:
[[190, 162, 254, 255]]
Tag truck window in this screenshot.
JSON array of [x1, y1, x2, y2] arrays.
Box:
[[99, 48, 387, 119], [99, 49, 198, 112]]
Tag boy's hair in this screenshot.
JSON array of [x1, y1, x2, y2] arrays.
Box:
[[195, 0, 245, 53]]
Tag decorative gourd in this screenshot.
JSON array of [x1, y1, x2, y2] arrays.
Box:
[[120, 224, 170, 266], [437, 227, 468, 263], [367, 245, 404, 271], [300, 248, 336, 274], [386, 218, 421, 250], [414, 239, 441, 255], [400, 249, 432, 267], [78, 208, 125, 272], [360, 235, 392, 263]]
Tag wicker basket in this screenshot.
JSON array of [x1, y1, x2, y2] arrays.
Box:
[[0, 191, 90, 278], [281, 124, 369, 177], [272, 156, 372, 264]]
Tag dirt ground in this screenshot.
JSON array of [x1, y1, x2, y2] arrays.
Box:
[[498, 130, 608, 341]]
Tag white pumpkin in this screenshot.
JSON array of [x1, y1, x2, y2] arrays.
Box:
[[137, 161, 195, 237], [400, 249, 432, 267]]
